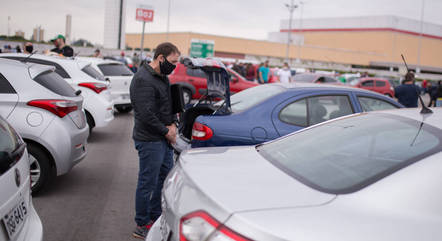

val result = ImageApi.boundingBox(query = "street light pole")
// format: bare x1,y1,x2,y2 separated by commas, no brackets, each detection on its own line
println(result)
285,0,298,63
296,1,305,64
166,0,171,41
416,0,425,73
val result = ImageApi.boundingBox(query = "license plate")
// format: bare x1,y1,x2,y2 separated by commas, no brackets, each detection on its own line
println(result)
2,198,28,239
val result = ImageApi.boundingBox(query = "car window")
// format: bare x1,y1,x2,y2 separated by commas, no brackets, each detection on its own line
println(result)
29,59,71,78
258,113,442,194
0,118,21,175
376,81,386,87
293,74,316,83
361,80,374,87
0,73,16,94
308,95,353,125
215,85,285,113
358,96,399,112
97,63,133,76
324,77,338,83
34,71,77,97
82,65,105,81
186,68,207,78
279,99,307,126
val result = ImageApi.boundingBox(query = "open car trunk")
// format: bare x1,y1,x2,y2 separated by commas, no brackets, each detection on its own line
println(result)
172,58,231,153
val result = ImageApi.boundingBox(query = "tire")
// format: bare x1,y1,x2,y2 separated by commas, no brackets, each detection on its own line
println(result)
28,143,55,195
182,88,192,105
85,111,94,134
116,106,133,113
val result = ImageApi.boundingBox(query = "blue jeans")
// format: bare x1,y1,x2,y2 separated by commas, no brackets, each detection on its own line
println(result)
134,140,173,226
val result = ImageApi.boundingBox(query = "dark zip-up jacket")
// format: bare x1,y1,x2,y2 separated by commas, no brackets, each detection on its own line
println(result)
130,63,176,142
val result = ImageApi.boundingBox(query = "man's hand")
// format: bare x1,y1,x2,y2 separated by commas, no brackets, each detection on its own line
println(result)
165,124,177,144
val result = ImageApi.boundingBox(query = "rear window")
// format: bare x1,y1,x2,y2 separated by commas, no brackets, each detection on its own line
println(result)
258,113,442,194
97,63,133,76
0,118,21,175
293,74,316,83
216,85,285,112
82,65,105,81
34,71,77,97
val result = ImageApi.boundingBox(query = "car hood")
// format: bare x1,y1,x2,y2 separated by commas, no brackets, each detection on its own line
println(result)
178,146,336,212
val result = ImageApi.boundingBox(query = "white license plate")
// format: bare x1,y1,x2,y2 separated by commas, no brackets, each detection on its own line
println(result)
2,198,28,239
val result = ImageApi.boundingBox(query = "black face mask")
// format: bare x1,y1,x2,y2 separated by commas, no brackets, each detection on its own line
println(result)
159,57,176,75
25,45,33,53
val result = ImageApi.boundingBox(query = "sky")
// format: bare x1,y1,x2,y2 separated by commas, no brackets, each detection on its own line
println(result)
1,0,441,45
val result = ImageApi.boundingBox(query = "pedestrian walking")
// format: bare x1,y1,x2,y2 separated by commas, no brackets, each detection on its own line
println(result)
50,34,74,57
130,42,180,239
278,62,292,84
258,60,270,84
394,71,420,108
132,52,141,72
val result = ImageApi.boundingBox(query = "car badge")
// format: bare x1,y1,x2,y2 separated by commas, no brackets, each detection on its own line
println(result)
15,168,21,187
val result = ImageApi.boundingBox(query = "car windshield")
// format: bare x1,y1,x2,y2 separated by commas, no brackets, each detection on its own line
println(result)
0,118,20,176
97,63,133,76
293,74,316,83
82,65,105,81
34,71,77,97
257,113,442,194
215,85,285,112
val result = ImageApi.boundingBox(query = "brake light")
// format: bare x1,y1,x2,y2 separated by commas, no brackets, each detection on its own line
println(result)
180,211,252,241
27,99,78,118
192,122,213,141
78,82,107,94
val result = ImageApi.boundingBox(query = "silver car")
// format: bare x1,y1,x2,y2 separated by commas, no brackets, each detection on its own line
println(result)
0,116,43,241
0,58,88,193
148,108,442,241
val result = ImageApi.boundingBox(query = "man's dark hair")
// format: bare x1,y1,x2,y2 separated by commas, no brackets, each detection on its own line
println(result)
153,42,180,60
405,71,415,83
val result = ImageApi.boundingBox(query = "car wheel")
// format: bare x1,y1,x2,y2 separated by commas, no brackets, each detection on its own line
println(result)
116,106,133,113
28,144,55,194
85,112,94,134
182,88,192,105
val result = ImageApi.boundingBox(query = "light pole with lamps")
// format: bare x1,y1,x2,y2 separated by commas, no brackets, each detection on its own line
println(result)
416,0,425,73
285,0,298,63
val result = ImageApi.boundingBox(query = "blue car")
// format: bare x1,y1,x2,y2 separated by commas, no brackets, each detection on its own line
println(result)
173,59,404,153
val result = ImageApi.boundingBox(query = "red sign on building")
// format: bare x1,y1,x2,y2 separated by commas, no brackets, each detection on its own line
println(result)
136,8,154,22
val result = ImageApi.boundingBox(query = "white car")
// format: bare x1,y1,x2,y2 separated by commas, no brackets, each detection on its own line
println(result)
0,116,43,241
78,57,133,113
0,58,88,193
0,53,114,133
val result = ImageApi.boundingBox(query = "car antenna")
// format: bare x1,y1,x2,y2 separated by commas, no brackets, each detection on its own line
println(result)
21,50,37,63
401,54,432,114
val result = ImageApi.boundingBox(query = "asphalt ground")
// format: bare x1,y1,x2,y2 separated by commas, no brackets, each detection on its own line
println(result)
33,112,139,241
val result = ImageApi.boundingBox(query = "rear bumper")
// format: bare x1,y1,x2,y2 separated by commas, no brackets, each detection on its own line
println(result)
171,134,191,154
38,117,89,176
84,92,114,128
111,92,131,106
16,202,43,241
146,218,162,241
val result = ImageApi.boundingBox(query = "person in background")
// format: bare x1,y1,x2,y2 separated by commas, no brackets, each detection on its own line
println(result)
50,34,74,57
92,49,101,58
278,62,292,84
427,82,437,107
394,71,420,108
130,42,180,239
258,60,270,84
15,45,21,53
422,79,428,93
23,42,34,54
436,81,442,107
132,52,141,72
245,63,256,82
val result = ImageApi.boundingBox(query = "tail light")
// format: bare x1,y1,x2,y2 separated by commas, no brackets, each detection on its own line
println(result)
27,99,78,118
192,122,213,141
180,211,252,241
78,82,107,94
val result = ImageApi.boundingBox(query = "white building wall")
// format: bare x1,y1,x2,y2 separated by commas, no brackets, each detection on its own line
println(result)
104,0,126,49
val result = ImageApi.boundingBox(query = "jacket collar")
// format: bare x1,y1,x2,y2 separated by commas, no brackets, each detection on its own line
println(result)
144,63,166,79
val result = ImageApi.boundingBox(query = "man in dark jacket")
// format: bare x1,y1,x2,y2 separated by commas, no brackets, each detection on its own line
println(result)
130,42,180,239
394,71,420,108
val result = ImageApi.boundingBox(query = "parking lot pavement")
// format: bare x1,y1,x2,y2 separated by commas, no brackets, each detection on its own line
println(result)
33,112,139,241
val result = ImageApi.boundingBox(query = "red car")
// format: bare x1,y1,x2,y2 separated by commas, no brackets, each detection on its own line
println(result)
350,77,395,97
169,63,257,103
293,73,341,84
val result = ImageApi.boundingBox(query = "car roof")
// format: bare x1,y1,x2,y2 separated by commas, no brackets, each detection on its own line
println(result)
373,108,442,129
359,77,389,81
76,56,122,65
0,57,55,78
274,82,378,94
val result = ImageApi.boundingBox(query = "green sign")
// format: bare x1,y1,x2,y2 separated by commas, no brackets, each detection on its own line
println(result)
190,39,215,58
